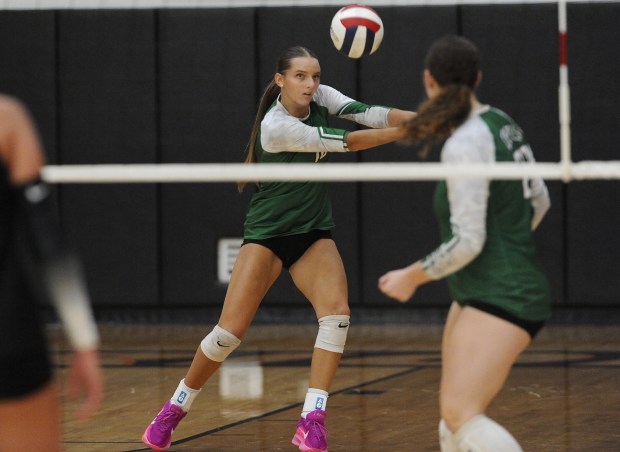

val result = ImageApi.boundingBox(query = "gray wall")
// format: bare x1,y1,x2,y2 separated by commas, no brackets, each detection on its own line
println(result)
0,3,618,309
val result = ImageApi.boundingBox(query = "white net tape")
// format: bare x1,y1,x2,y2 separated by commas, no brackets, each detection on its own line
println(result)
41,161,620,184
1,1,604,11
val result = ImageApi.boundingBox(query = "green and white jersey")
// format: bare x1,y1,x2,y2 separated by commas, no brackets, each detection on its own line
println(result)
244,84,391,239
422,105,552,321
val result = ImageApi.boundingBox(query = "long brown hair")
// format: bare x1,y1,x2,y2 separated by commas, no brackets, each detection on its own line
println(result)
237,46,319,192
404,35,480,158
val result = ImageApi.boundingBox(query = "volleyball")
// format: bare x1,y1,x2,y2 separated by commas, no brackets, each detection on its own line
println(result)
330,4,384,59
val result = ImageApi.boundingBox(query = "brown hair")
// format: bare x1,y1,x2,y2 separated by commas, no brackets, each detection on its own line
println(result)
404,35,480,158
237,46,319,192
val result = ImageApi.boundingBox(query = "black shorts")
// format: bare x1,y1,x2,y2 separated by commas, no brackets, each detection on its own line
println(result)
0,251,53,399
242,229,333,270
465,300,545,339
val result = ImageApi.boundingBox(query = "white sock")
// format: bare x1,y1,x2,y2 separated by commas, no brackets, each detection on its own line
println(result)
439,419,457,452
453,414,522,452
170,379,201,412
301,388,328,418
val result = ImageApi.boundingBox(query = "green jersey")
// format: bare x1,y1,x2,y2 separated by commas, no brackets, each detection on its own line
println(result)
422,106,552,321
244,84,391,239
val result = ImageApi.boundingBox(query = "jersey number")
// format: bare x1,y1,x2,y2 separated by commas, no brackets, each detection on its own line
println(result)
513,144,535,199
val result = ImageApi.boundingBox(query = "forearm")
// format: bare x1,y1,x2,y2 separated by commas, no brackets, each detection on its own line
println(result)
346,126,405,152
405,260,434,287
387,108,416,127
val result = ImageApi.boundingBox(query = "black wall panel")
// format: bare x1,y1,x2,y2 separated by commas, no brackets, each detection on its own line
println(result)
256,7,361,305
359,6,457,307
1,4,617,310
158,9,255,305
462,4,565,306
565,3,620,305
0,11,57,162
462,3,559,160
57,10,158,305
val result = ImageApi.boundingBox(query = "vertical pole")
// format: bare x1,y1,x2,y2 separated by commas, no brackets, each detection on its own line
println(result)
558,0,572,182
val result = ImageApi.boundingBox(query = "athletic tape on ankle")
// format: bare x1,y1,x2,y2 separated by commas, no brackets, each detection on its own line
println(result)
314,315,350,353
200,325,241,362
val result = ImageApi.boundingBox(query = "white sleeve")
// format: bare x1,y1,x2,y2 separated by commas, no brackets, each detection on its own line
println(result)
422,137,491,280
45,254,100,350
260,108,349,153
315,84,391,129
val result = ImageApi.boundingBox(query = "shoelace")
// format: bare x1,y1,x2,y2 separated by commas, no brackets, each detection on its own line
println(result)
307,420,329,442
155,409,182,432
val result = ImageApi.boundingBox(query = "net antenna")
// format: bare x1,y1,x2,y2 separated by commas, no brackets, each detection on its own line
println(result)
558,0,572,182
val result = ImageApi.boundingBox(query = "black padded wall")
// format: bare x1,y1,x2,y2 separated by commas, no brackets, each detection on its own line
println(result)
0,11,57,162
461,3,565,306
57,10,159,305
158,8,255,306
1,4,617,310
565,2,620,306
359,6,457,307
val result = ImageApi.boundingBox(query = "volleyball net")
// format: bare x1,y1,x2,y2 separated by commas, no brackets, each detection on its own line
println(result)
40,160,620,184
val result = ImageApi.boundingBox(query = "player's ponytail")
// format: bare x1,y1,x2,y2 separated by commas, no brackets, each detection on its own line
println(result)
238,80,280,192
402,35,480,158
403,84,472,158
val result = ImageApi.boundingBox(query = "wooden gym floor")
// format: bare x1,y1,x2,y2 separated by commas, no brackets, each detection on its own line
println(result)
51,317,620,451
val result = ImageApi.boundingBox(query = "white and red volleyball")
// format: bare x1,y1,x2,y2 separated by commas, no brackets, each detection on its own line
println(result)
330,4,384,59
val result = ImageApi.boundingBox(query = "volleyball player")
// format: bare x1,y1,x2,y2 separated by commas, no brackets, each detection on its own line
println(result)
0,94,103,451
378,35,551,451
142,46,415,452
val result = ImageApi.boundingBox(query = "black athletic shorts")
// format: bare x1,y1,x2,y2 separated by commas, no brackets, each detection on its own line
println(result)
465,300,545,339
0,252,53,399
242,229,333,270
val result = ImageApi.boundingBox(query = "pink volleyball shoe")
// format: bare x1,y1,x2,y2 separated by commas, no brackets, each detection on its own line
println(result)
292,409,329,452
142,401,187,451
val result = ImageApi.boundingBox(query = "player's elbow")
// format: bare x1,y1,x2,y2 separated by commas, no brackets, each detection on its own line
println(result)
461,231,485,262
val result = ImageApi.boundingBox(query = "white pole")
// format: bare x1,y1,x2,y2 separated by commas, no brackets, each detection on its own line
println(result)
558,0,572,182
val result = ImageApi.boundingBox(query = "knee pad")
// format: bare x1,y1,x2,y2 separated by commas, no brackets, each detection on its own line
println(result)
200,325,241,362
453,415,522,452
314,315,350,353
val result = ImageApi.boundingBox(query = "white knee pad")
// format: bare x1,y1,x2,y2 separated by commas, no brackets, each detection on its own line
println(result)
453,415,522,452
439,419,457,452
200,325,241,362
314,315,350,353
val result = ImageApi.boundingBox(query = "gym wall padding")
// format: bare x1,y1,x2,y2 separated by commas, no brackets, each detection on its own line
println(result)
0,3,618,310
157,8,256,306
564,2,620,306
0,11,57,163
56,10,159,305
